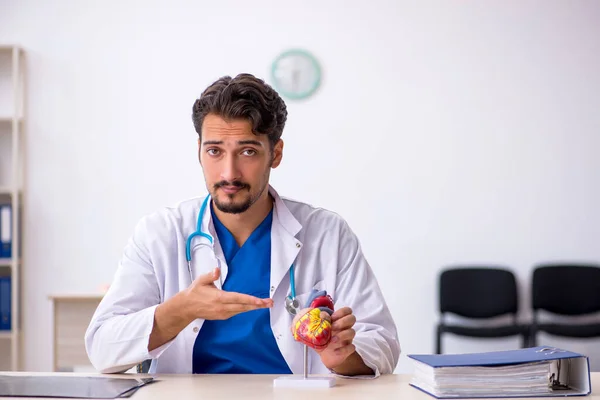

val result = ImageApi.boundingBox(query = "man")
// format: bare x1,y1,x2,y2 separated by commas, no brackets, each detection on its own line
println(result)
85,73,400,376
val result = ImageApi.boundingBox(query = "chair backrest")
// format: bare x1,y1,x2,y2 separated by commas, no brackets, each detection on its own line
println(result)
532,264,600,315
439,267,518,318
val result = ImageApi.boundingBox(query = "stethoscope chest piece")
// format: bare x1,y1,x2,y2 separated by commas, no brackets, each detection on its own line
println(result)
285,296,300,316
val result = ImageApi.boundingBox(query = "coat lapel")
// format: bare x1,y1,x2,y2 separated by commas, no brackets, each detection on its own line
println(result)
199,196,228,287
268,186,303,298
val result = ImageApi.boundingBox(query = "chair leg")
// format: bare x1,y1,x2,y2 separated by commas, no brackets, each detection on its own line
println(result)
530,313,538,348
522,330,529,348
529,326,537,347
436,325,442,354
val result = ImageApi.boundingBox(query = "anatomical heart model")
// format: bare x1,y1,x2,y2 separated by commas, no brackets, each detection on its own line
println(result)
274,289,337,388
292,289,335,350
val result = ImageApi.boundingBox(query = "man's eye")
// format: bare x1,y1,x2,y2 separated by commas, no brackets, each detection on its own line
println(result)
207,148,220,156
242,149,257,156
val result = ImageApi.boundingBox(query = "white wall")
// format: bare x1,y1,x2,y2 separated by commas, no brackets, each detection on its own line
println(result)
1,0,600,373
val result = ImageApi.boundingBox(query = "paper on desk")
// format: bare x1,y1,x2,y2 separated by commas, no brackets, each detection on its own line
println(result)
411,360,554,397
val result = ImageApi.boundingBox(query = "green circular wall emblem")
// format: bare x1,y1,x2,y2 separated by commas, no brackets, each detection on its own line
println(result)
271,49,322,100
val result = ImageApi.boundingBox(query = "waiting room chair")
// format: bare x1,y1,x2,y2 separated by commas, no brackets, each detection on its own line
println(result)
436,266,529,354
530,263,600,346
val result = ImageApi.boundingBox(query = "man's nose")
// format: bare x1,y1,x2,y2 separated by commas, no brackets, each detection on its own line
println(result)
220,154,241,182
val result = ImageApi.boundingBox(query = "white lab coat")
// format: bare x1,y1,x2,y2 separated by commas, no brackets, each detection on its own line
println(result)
85,186,400,376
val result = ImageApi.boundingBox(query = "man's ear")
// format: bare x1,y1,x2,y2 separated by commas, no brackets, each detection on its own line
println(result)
271,139,284,168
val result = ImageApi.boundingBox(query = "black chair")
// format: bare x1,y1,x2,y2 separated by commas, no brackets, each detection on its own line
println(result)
436,267,529,354
530,263,600,346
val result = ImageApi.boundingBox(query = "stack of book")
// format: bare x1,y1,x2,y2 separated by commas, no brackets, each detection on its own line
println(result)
408,346,591,398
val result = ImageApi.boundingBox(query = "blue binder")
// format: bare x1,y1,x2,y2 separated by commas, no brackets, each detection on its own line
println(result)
0,276,10,330
408,346,591,398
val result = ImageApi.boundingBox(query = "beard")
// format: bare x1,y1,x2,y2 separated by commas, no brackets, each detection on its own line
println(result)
208,154,274,214
212,179,267,214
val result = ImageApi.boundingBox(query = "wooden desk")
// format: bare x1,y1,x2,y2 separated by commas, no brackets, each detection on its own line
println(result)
48,295,103,372
0,372,597,400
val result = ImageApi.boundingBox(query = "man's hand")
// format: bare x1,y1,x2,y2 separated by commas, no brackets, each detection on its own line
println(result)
183,267,273,320
148,267,272,352
318,307,373,376
315,307,356,368
290,306,373,375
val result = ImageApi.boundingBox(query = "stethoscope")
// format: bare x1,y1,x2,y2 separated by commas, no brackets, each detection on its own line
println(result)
186,195,301,316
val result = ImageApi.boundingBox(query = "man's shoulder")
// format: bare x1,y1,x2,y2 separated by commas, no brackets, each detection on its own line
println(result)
280,195,348,229
137,196,205,230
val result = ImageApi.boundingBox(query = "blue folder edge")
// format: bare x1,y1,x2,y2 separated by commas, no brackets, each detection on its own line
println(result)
407,346,592,398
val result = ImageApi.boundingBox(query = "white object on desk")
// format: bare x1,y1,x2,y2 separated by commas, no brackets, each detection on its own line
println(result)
273,345,336,388
273,375,336,388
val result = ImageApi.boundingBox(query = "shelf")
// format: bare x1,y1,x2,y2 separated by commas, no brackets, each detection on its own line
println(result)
0,117,23,124
0,258,19,267
0,187,21,196
0,43,23,372
0,331,13,339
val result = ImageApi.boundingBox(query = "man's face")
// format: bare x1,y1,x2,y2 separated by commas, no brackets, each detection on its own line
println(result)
199,113,283,214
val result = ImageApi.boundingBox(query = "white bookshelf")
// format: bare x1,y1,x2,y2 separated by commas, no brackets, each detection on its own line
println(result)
0,44,25,372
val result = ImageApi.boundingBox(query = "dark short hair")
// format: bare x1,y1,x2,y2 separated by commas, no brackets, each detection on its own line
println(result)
192,73,288,149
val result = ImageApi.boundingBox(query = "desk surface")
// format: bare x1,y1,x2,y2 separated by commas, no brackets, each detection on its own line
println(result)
0,372,598,400
48,294,104,301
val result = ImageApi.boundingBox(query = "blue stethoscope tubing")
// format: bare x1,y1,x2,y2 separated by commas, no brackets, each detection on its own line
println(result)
185,195,297,307
186,196,214,261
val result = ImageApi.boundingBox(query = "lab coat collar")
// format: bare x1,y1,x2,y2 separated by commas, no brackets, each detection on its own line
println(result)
267,185,302,237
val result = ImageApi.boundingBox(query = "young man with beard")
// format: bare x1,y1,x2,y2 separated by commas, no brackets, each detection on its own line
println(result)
85,73,400,377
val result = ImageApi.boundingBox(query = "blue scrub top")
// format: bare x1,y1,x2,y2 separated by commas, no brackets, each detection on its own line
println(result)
192,205,292,374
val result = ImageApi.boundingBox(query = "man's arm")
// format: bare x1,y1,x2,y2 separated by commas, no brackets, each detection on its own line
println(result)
332,351,374,376
148,290,195,352
148,267,272,351
85,216,273,373
328,218,401,377
85,216,167,374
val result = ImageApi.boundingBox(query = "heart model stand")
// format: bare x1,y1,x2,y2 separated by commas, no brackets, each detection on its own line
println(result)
273,290,337,388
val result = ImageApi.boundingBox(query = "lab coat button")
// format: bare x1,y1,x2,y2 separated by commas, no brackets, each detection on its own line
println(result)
270,286,275,292
193,327,199,333
296,243,301,248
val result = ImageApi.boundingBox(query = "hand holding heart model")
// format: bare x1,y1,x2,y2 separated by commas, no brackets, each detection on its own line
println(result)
291,289,335,350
